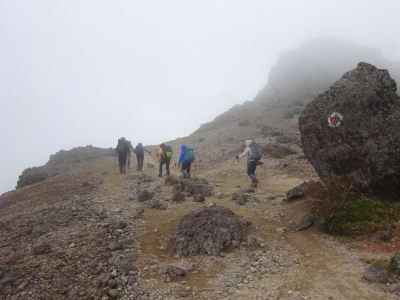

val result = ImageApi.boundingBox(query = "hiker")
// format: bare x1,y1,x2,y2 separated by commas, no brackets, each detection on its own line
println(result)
116,137,131,174
236,139,262,187
178,144,195,178
134,143,145,171
126,140,134,169
158,143,173,177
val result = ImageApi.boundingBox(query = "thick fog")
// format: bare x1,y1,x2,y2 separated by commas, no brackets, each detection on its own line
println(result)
1,0,400,193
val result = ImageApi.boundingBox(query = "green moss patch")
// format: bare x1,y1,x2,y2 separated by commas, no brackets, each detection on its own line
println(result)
323,196,400,236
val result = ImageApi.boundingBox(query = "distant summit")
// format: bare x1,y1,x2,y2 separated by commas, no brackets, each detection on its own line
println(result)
256,37,400,104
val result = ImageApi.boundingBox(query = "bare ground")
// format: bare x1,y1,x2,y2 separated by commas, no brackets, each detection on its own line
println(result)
1,154,398,299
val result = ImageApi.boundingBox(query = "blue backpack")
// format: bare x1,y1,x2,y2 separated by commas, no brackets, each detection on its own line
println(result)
184,148,195,163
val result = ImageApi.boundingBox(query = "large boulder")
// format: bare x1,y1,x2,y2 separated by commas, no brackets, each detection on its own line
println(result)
173,206,248,256
299,62,400,198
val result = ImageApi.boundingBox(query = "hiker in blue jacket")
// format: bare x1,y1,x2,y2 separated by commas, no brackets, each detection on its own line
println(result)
178,144,195,178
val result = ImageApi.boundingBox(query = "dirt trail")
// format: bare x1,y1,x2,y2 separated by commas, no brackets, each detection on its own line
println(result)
94,155,395,300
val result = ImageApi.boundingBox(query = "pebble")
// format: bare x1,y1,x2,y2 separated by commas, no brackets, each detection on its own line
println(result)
107,289,120,299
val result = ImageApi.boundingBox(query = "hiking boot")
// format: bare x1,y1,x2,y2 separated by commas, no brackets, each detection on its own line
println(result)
251,179,258,188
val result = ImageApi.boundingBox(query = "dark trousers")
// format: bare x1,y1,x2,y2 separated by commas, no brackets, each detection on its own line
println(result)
159,159,171,176
136,153,144,171
181,161,192,178
118,154,128,174
247,160,257,182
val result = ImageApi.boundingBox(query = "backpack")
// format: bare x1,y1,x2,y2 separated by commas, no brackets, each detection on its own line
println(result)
135,144,144,155
249,142,262,161
117,140,130,155
184,148,195,163
165,145,173,160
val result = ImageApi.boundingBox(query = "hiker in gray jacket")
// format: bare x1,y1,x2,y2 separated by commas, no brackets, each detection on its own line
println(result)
236,139,262,187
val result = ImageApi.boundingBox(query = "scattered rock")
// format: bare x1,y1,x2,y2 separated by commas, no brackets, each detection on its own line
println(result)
215,192,225,199
174,206,248,256
97,274,110,287
295,215,315,231
174,177,213,197
133,208,145,219
176,286,193,298
286,183,305,201
137,190,154,202
193,194,206,203
232,189,255,205
363,265,390,283
160,265,187,282
388,284,400,295
172,191,186,202
246,235,264,250
241,188,255,193
113,221,128,230
107,289,120,299
109,242,123,251
299,62,400,198
32,242,52,255
0,272,17,288
165,175,179,186
107,279,118,289
146,199,167,210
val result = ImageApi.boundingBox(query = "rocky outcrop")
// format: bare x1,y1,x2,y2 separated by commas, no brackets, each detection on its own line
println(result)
16,167,49,189
299,62,400,198
173,206,249,256
17,146,114,189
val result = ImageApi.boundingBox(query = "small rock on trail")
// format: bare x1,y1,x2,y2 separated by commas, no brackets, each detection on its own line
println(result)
137,189,154,202
286,183,305,201
232,188,256,206
160,265,188,282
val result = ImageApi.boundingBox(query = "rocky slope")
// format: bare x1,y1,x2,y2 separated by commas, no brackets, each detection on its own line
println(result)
2,146,399,299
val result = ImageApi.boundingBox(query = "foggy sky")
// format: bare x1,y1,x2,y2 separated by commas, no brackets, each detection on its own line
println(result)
1,0,400,193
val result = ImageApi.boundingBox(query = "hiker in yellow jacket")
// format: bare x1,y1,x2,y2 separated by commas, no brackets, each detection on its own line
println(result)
157,143,173,177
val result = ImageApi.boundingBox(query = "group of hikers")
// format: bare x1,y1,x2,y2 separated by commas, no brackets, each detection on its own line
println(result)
115,137,263,187
115,138,196,179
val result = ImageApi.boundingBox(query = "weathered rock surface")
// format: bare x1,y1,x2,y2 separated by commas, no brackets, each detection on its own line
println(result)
174,206,248,256
286,183,305,201
299,62,400,198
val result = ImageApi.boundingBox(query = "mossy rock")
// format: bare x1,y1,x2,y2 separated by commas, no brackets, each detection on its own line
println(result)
324,197,400,236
